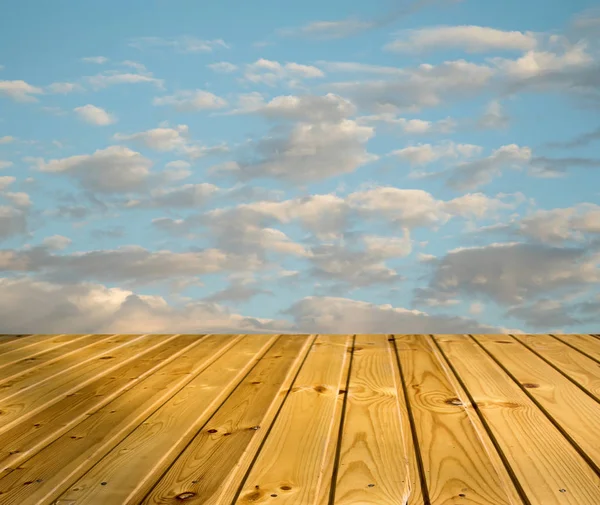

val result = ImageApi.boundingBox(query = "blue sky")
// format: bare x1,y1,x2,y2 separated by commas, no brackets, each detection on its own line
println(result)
0,0,599,334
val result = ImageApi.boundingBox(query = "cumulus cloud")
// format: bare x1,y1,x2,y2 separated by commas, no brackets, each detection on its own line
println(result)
30,146,153,193
230,93,356,122
217,119,377,183
0,245,262,287
47,82,83,94
385,26,538,53
125,183,219,208
0,160,13,170
0,136,15,145
285,296,503,333
87,71,164,89
357,113,456,134
0,80,44,102
114,124,227,159
329,59,495,113
444,144,532,190
0,206,27,241
243,59,324,86
208,62,238,73
42,235,72,250
82,56,109,64
390,141,482,166
74,104,116,125
129,36,229,53
416,242,600,306
546,126,600,149
0,277,289,334
153,89,228,111
478,100,510,129
515,204,600,244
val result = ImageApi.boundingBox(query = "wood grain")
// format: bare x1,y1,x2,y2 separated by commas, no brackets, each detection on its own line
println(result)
473,334,600,471
234,334,352,505
513,334,600,401
437,334,600,505
552,334,600,362
0,334,208,475
54,334,278,505
0,334,242,505
332,334,412,505
397,335,520,505
141,334,314,505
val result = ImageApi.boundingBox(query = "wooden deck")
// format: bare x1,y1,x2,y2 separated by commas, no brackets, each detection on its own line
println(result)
0,334,599,504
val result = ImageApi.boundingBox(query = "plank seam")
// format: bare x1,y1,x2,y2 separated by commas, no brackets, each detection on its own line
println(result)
510,334,600,405
34,335,247,505
430,335,531,505
392,335,431,505
469,335,600,478
549,334,600,365
139,334,285,504
0,335,214,475
327,334,356,505
228,334,319,505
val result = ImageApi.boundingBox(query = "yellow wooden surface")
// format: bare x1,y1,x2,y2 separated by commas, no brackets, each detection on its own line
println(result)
0,333,598,505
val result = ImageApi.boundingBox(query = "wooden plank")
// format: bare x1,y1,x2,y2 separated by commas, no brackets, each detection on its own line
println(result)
141,334,314,505
0,335,31,347
552,334,600,362
0,334,168,433
232,334,352,505
315,335,353,505
473,334,600,472
54,334,278,505
0,334,84,360
389,335,426,505
514,334,600,401
0,334,210,475
331,334,413,505
396,335,521,505
0,334,116,384
0,334,243,505
435,334,600,505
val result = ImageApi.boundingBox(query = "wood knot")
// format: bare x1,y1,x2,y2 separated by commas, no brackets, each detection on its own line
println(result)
314,385,327,393
176,491,197,500
445,398,462,406
522,383,539,389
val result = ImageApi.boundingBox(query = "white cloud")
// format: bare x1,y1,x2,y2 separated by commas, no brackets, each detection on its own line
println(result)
279,18,374,39
445,144,532,190
330,59,495,113
0,80,44,102
87,71,164,89
386,26,538,53
0,136,15,144
129,36,229,53
357,113,456,134
285,296,502,333
390,141,482,166
478,100,509,129
208,62,238,73
42,235,72,250
126,183,219,208
2,192,31,208
516,204,600,243
121,60,146,72
82,56,109,64
32,145,153,193
74,104,116,125
0,176,15,190
0,160,13,170
114,124,227,159
0,205,27,240
163,160,192,181
417,242,600,305
0,277,289,334
47,82,83,94
244,59,324,86
231,93,356,122
153,89,228,111
220,119,376,183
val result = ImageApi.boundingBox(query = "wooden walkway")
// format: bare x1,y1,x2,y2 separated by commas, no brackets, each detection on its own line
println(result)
0,334,599,504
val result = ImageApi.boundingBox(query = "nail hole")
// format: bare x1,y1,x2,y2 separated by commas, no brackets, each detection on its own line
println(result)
101,482,107,486
559,489,566,493
522,383,539,389
207,429,218,433
281,485,291,491
271,494,277,497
